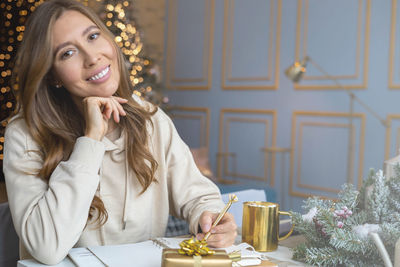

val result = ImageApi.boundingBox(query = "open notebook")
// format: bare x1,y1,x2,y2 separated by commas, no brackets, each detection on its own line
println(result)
69,238,183,267
68,237,262,267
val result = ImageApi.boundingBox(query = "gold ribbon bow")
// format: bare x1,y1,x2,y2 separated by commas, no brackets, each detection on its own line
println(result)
178,237,215,256
178,194,239,257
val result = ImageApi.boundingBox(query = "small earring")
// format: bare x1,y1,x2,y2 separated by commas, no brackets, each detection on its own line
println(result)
55,83,62,88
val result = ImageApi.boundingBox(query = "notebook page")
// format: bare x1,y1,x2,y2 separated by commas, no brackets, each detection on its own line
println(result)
88,240,162,267
87,238,187,267
68,247,105,267
84,237,253,267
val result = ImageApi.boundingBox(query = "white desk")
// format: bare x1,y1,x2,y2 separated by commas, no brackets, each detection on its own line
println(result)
18,247,305,267
18,258,75,267
18,236,307,267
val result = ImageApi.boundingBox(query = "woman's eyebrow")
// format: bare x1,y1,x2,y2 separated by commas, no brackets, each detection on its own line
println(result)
53,25,99,56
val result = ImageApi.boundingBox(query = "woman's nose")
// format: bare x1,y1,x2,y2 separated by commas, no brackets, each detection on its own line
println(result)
83,48,100,68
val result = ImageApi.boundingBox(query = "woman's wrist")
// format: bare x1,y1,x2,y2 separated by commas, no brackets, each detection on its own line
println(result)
84,131,103,141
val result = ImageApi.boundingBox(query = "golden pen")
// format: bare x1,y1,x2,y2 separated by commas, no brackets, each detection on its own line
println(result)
203,194,238,241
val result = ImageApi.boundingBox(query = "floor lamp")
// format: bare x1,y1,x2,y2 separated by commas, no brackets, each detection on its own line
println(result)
284,56,390,183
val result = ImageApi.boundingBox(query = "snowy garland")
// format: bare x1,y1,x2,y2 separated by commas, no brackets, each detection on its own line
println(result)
292,167,400,267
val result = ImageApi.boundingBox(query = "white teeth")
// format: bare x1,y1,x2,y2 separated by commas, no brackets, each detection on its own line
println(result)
88,66,109,81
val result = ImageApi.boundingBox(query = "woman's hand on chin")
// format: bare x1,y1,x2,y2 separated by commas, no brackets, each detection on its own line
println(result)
83,96,128,141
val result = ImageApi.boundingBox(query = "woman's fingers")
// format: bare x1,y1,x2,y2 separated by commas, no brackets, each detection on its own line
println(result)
206,213,237,247
114,96,129,104
115,98,127,116
97,96,127,122
83,96,128,140
102,100,113,119
113,96,128,118
109,97,127,123
110,100,120,123
209,214,237,234
196,212,237,248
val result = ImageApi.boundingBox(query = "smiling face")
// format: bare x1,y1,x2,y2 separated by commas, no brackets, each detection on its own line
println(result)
51,10,120,102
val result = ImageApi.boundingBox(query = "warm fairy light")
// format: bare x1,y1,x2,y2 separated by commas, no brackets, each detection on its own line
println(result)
0,0,45,164
106,4,114,11
102,0,146,91
115,36,122,42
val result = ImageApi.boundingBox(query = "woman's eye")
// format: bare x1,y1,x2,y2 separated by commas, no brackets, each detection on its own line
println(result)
88,32,100,41
61,50,73,60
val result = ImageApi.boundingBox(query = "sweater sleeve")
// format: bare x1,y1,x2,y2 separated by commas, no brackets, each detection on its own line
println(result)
3,119,105,265
156,110,225,234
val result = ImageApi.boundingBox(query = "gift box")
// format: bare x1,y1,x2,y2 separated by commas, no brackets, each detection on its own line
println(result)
161,248,232,267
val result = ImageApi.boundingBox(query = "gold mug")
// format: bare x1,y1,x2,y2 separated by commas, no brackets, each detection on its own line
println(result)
242,201,294,252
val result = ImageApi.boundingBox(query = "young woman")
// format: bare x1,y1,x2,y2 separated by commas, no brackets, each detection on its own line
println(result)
3,0,236,264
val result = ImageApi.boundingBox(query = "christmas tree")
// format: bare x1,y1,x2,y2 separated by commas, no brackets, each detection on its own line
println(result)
98,0,168,107
0,0,45,181
292,167,400,266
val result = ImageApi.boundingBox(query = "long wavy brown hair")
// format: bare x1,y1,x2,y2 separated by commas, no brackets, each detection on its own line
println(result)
11,0,158,225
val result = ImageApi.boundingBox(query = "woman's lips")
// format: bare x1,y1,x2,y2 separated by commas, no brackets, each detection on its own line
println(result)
87,65,110,82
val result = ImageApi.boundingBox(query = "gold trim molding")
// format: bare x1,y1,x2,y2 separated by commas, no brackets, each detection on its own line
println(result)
217,108,277,185
389,0,400,89
167,106,210,148
296,122,353,194
224,117,269,181
289,111,366,199
294,0,370,90
166,0,214,90
384,114,400,160
221,0,282,90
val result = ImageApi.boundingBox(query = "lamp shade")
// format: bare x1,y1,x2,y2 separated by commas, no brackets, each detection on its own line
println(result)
284,56,309,83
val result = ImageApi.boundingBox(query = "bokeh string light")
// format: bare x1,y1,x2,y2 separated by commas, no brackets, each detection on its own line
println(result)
0,0,44,172
102,0,146,87
101,1,168,106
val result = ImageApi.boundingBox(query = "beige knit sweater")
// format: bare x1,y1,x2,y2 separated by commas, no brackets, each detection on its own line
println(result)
3,107,224,265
